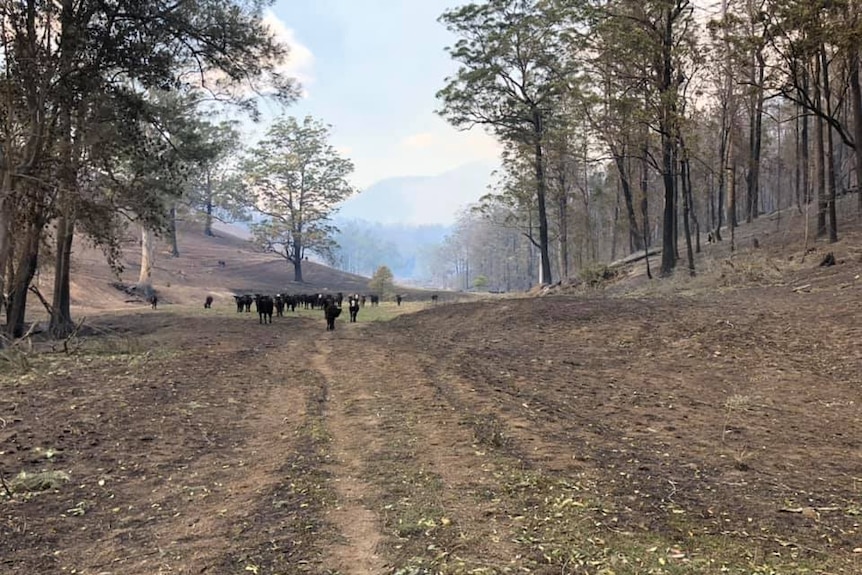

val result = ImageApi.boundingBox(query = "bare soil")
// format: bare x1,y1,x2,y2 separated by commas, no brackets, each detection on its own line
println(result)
2,213,861,574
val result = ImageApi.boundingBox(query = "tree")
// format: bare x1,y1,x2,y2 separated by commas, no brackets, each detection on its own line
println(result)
368,266,395,298
0,0,299,339
245,116,356,282
437,0,578,285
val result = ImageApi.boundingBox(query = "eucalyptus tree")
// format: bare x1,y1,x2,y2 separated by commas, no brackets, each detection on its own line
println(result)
0,0,298,339
437,0,582,285
244,115,356,282
765,0,853,241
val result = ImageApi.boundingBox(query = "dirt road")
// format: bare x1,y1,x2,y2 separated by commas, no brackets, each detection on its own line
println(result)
2,282,861,574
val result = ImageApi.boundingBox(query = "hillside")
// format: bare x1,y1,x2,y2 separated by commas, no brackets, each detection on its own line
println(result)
59,222,419,315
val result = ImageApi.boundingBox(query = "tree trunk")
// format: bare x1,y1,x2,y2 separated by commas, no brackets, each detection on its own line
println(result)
6,224,41,339
557,182,569,280
681,152,696,276
853,41,862,216
746,50,765,223
138,226,155,290
813,56,828,238
641,140,652,280
292,240,304,282
728,165,737,251
0,171,12,318
613,153,644,253
533,114,552,285
659,7,677,277
204,164,215,237
49,214,75,337
820,42,838,242
168,203,180,257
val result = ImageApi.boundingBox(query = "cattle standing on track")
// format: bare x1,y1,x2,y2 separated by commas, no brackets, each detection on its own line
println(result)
234,294,253,312
348,294,360,323
204,295,213,309
323,296,342,331
254,295,274,324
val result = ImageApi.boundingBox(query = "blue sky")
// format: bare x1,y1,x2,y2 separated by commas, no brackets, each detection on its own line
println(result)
255,0,502,190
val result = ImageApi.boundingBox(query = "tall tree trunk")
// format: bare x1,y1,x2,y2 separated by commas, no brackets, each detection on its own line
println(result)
852,34,862,216
659,7,677,276
746,50,766,223
813,54,828,238
613,153,644,253
533,112,552,285
641,139,653,280
138,226,155,291
728,165,737,251
204,164,215,236
0,171,12,318
820,42,838,242
680,150,695,276
557,178,569,279
168,203,180,257
6,223,41,339
49,214,75,337
292,240,303,282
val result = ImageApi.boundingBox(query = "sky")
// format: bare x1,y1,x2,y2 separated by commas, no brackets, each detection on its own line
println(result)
252,0,503,191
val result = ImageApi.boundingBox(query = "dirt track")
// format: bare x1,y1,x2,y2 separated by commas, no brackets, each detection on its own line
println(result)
1,274,861,573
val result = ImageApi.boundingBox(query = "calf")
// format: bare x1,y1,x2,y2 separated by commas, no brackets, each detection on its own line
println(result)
204,295,213,309
348,294,360,323
323,297,342,331
254,294,274,324
274,294,285,317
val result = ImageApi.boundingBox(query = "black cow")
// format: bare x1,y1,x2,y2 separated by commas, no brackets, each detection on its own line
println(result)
431,294,439,304
369,294,379,306
148,294,158,309
274,294,285,317
323,297,342,331
395,294,403,306
204,295,213,309
234,294,253,312
348,294,360,323
254,295,274,324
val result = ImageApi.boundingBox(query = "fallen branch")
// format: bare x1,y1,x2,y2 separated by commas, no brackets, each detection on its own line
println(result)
778,506,841,514
28,285,53,316
792,284,811,293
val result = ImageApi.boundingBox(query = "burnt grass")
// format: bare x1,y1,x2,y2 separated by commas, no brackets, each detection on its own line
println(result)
1,255,861,574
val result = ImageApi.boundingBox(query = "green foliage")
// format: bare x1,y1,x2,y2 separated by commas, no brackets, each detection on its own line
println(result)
472,275,489,290
368,266,395,297
244,116,356,278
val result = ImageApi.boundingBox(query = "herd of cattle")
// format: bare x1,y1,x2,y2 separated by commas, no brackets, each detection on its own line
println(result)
228,292,392,329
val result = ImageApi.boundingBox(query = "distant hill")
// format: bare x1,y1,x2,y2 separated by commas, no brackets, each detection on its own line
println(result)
336,161,497,225
61,222,435,314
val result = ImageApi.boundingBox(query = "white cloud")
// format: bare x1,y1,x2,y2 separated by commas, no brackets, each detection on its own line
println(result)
262,10,315,88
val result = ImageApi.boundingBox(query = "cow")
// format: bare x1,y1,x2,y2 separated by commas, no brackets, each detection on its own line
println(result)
148,294,158,309
395,294,403,306
348,294,360,323
274,294,285,317
323,296,342,331
431,294,439,304
234,294,253,312
204,295,213,309
369,294,379,306
360,295,366,307
254,295,274,324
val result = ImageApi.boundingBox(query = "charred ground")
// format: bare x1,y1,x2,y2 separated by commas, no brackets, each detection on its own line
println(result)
1,209,861,574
